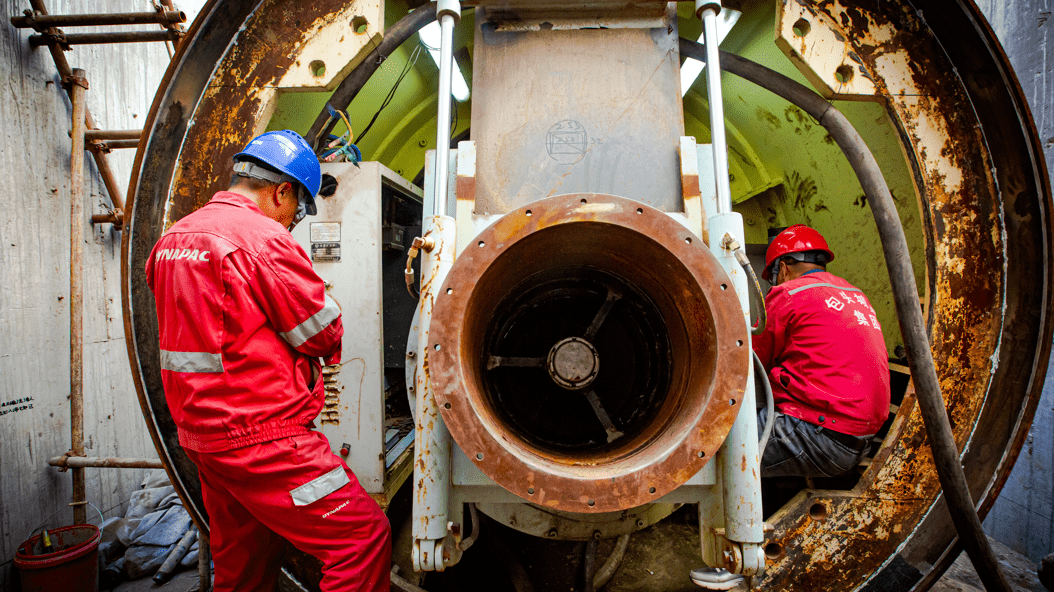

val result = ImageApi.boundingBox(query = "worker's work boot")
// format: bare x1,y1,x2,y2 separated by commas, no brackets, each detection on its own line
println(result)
689,566,745,590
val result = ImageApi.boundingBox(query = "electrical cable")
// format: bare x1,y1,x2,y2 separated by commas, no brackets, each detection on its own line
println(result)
307,3,438,146
355,44,423,145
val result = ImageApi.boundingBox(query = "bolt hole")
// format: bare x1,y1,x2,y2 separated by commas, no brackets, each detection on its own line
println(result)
444,402,451,409
648,487,656,494
765,542,783,559
587,499,595,507
835,64,854,84
721,284,728,290
434,344,441,351
730,398,738,406
792,18,811,37
476,453,484,460
526,210,532,217
685,237,692,244
737,340,743,347
809,502,828,521
698,451,706,458
636,208,643,214
478,240,485,247
309,60,326,78
446,288,453,295
352,15,369,34
527,487,535,495
580,198,588,204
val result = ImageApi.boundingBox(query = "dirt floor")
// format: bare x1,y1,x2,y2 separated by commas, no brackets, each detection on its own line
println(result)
108,534,1047,592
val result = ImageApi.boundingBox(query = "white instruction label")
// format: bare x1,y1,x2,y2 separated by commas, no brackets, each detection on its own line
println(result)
310,222,341,243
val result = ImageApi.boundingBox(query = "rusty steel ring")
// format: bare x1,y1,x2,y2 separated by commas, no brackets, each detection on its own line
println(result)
428,193,750,513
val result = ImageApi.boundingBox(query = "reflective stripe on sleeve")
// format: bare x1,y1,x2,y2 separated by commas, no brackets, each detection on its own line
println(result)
160,350,224,373
290,466,350,506
279,295,340,347
787,283,863,296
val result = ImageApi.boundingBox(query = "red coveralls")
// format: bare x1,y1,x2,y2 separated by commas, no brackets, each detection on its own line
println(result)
146,191,391,592
752,270,890,437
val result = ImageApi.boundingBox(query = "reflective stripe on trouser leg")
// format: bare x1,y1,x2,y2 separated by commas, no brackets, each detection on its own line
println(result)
187,432,392,592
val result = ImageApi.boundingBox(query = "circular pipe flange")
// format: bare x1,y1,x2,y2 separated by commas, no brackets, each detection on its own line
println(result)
429,193,749,513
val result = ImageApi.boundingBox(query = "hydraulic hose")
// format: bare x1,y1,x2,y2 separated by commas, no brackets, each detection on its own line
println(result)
754,351,774,453
679,38,1012,592
307,4,438,147
592,534,631,590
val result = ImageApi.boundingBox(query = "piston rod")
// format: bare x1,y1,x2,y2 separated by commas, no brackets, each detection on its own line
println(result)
431,0,461,218
697,1,733,214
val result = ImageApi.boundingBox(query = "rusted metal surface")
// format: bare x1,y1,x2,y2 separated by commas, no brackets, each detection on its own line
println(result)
30,30,182,47
48,455,164,470
84,129,141,141
413,214,457,559
88,139,139,151
744,1,1054,590
69,67,87,527
429,193,749,513
12,11,186,29
121,0,1054,589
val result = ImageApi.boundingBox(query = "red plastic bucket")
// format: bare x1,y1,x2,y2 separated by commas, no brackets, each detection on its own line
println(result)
14,524,101,592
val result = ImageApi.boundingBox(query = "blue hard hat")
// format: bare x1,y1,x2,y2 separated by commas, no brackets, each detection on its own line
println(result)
233,130,321,198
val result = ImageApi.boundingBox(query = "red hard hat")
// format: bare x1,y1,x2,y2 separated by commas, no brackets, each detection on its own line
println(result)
762,224,835,281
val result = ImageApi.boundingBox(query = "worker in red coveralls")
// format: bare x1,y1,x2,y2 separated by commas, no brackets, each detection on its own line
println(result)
752,224,890,477
146,130,391,591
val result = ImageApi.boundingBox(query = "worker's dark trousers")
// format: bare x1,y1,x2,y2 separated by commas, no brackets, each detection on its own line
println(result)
187,431,391,592
757,408,870,478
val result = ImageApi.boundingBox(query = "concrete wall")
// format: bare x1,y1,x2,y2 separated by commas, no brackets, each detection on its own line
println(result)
976,0,1054,563
0,1,200,587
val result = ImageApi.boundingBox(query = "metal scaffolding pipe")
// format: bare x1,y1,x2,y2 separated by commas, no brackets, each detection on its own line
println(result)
30,30,180,46
84,129,141,141
90,211,124,226
12,10,185,29
88,139,139,151
69,68,87,527
86,141,127,213
49,455,164,469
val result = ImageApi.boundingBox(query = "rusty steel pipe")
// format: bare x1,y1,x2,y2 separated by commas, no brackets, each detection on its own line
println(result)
49,455,164,470
86,145,127,213
678,39,1014,592
84,129,141,141
91,211,124,227
89,139,140,151
12,10,186,29
30,30,181,47
28,0,71,81
28,0,128,215
430,194,748,513
69,68,87,527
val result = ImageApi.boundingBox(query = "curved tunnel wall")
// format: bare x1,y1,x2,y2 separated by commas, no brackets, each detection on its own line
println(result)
122,0,1053,589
